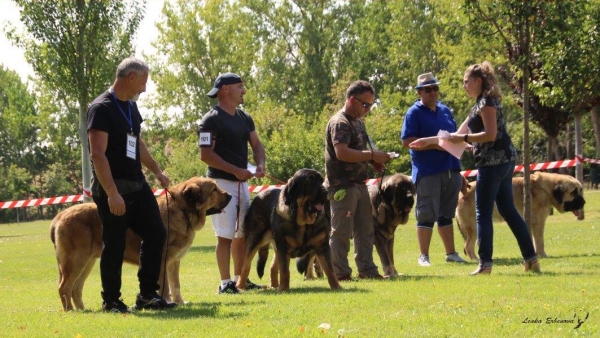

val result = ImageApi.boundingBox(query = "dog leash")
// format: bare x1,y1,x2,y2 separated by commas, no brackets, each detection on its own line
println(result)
378,167,386,192
265,173,287,185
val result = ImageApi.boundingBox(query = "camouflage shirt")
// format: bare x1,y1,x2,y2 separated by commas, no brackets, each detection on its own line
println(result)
324,109,370,192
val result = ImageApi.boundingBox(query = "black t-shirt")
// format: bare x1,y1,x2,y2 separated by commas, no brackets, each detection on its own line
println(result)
198,106,255,181
86,90,144,181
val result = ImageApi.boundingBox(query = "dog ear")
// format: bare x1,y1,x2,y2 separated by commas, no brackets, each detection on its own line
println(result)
379,178,394,203
184,184,205,207
283,183,293,205
552,183,565,205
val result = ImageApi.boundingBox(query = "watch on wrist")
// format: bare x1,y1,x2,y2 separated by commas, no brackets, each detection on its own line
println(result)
464,134,469,142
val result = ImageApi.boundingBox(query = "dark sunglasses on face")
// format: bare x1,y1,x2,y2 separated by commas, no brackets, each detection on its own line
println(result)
421,86,439,93
354,96,374,108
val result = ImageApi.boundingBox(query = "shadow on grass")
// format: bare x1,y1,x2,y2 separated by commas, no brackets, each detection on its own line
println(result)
131,301,228,319
253,286,370,295
187,245,215,254
542,252,600,259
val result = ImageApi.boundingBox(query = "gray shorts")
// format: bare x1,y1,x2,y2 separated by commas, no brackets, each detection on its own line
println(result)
415,170,462,224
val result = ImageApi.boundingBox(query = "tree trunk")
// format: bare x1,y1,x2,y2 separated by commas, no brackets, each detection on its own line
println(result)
522,18,531,226
79,105,92,202
566,123,573,159
574,111,583,183
591,106,600,158
546,136,553,162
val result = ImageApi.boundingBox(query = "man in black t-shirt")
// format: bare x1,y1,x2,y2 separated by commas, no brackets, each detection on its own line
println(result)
198,72,266,294
87,57,176,312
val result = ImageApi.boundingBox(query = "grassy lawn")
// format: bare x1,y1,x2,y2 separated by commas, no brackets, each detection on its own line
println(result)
0,190,598,337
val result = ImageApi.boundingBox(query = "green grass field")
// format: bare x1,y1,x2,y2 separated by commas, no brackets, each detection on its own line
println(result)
0,190,598,337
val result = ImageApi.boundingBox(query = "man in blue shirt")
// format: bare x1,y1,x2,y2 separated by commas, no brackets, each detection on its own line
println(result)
401,72,466,267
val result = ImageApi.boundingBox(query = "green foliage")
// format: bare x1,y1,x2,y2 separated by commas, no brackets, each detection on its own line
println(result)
147,0,258,128
0,66,39,170
3,0,600,210
10,0,146,197
11,0,144,105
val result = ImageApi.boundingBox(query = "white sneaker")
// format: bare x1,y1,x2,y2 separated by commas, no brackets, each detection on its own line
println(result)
445,252,467,263
418,255,431,266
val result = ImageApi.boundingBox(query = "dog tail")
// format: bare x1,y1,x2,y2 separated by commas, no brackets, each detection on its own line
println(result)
256,245,269,279
296,254,310,275
50,220,57,248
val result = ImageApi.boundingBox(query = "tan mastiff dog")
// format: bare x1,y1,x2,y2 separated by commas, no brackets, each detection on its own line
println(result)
456,172,585,260
51,177,231,311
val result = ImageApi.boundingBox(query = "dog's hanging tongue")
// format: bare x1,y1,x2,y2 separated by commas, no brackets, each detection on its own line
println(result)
315,203,324,211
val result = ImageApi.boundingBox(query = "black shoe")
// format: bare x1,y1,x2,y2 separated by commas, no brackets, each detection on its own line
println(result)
102,299,131,313
133,293,177,310
337,274,357,282
357,273,388,280
246,279,266,290
218,281,240,294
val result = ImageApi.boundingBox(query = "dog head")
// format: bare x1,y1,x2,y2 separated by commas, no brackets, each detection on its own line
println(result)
374,174,415,226
536,172,585,220
282,168,327,226
552,174,585,220
176,177,232,215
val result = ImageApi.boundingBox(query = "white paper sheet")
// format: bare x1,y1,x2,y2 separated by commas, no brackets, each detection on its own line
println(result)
437,130,467,159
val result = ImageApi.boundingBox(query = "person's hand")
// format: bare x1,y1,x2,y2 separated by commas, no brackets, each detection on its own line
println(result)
372,150,391,164
156,172,170,189
466,144,474,152
373,161,386,173
409,137,438,150
254,164,266,178
107,192,126,216
235,168,254,181
449,133,466,144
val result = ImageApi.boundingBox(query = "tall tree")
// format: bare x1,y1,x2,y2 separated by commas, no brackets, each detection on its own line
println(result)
241,0,352,115
8,0,145,197
147,0,258,129
0,66,39,172
464,0,548,225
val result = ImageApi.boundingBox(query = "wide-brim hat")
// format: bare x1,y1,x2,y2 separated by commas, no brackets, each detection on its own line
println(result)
207,72,243,98
415,72,441,89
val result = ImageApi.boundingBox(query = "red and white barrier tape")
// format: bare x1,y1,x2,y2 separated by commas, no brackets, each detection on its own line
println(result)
460,156,583,178
1,156,596,209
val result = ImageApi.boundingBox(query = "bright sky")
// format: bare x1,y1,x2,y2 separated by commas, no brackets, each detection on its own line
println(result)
0,0,165,105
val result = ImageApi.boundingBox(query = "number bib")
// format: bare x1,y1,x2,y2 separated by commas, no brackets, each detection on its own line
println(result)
126,134,137,160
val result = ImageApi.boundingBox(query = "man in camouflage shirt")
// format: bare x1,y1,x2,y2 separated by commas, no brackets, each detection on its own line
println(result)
324,80,391,280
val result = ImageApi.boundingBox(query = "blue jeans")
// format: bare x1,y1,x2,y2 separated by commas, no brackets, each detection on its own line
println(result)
475,162,537,265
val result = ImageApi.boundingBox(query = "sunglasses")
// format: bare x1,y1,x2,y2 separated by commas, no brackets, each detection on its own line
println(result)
420,86,439,93
354,96,374,108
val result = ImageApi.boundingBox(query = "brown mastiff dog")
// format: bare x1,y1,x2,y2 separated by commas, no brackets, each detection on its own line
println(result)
456,172,585,260
369,173,415,277
237,169,341,292
50,177,231,311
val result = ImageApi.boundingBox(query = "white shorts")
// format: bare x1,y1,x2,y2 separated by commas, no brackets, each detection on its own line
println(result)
210,178,250,239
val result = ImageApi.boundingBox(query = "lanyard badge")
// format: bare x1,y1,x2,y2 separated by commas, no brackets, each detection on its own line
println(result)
110,90,136,160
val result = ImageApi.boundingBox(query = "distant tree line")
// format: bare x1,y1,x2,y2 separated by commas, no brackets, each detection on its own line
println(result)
1,0,599,222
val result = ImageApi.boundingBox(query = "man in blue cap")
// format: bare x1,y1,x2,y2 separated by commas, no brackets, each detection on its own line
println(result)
401,72,466,267
198,72,267,293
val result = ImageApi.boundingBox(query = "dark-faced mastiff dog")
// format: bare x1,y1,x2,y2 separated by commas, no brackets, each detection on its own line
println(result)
50,177,231,311
456,172,585,260
369,173,415,277
237,169,341,292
